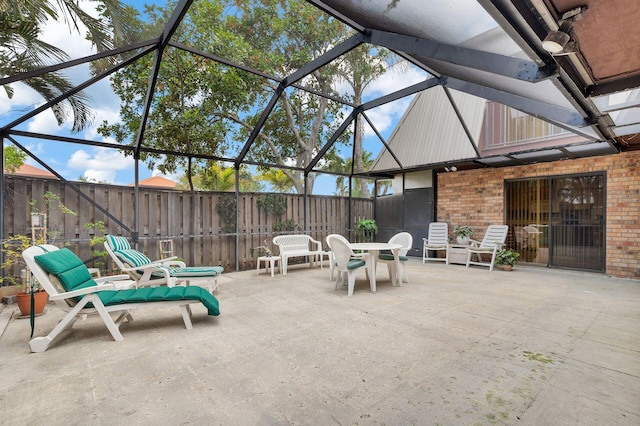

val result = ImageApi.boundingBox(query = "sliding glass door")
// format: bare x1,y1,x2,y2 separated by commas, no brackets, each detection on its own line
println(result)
505,173,605,272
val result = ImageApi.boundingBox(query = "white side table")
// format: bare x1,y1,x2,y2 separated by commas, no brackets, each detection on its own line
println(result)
256,255,281,277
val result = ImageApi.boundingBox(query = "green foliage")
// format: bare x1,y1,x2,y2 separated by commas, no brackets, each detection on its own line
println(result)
97,0,390,194
257,194,287,219
496,249,520,266
356,219,377,242
453,225,473,238
182,162,262,192
216,194,237,233
3,145,26,172
257,194,297,231
0,235,31,287
84,221,108,273
1,0,136,131
273,219,298,232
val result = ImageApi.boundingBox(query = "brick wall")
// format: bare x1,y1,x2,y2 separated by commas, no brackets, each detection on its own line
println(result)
438,150,640,280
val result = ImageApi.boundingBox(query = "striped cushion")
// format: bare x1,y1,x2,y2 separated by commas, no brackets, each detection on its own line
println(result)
106,235,130,251
114,249,152,267
168,266,224,277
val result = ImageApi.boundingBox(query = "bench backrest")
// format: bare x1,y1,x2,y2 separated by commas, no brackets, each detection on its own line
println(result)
273,235,315,253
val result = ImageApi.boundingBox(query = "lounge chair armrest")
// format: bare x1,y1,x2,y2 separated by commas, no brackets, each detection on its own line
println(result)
468,238,482,246
154,255,178,263
94,275,130,284
159,260,186,268
48,283,118,300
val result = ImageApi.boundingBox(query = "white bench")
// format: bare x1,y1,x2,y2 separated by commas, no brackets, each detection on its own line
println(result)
272,235,323,275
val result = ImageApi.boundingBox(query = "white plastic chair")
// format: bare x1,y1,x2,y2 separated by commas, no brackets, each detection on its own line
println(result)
325,234,369,282
465,225,509,271
378,232,413,283
423,222,449,264
326,235,369,296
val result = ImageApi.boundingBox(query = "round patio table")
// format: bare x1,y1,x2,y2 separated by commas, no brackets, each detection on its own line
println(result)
348,242,402,293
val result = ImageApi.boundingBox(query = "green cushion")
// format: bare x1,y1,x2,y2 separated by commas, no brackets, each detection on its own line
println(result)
96,286,220,316
106,235,130,251
115,249,152,267
347,259,366,270
168,266,224,277
379,253,409,261
34,248,96,292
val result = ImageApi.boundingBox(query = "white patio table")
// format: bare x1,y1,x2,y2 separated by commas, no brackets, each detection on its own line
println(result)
348,242,402,293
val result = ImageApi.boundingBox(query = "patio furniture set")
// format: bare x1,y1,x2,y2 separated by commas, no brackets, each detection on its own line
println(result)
423,223,509,272
18,225,507,352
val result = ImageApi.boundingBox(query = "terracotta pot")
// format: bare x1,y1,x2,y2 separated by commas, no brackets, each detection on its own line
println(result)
16,291,48,316
502,265,513,271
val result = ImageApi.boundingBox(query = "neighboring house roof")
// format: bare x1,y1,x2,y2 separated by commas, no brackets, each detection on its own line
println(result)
6,164,58,179
131,176,178,189
371,87,485,173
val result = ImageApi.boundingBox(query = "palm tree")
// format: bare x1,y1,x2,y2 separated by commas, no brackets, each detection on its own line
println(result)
257,168,295,193
1,0,134,132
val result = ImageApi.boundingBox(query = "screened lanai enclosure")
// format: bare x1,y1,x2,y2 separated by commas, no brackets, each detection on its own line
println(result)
2,0,640,273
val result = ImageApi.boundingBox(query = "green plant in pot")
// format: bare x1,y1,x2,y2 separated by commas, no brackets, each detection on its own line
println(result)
356,219,378,242
496,248,520,271
453,225,473,244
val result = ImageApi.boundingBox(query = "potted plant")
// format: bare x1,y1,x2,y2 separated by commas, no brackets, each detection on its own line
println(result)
356,219,378,242
453,225,473,245
251,239,273,257
16,273,48,317
496,248,520,271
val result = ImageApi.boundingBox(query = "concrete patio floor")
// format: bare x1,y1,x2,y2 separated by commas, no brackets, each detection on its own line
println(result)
0,259,638,425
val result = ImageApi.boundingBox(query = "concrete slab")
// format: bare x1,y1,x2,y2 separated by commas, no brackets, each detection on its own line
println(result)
0,261,638,425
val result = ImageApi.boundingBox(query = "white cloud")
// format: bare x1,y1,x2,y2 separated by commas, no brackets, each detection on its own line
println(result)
67,148,134,184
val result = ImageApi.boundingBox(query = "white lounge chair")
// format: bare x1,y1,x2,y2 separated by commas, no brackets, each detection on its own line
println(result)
423,222,449,264
105,235,223,293
22,245,220,352
465,225,509,271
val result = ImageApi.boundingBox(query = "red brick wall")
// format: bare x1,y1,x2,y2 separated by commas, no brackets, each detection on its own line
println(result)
438,150,640,280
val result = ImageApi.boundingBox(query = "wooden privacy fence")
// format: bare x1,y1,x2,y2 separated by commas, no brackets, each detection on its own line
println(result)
2,176,373,276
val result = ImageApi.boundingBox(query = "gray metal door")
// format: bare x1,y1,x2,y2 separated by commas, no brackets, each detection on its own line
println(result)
376,188,433,257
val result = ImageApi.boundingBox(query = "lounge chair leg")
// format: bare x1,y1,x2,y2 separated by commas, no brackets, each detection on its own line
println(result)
29,296,105,352
180,305,193,329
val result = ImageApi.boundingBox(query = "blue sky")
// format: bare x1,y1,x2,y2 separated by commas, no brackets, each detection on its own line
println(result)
0,1,431,194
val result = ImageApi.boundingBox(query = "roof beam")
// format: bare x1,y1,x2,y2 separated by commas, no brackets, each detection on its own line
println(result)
7,136,132,232
236,34,366,166
283,33,366,86
161,0,194,47
367,29,553,83
445,77,588,128
2,47,154,132
305,109,359,174
361,77,443,111
0,39,159,86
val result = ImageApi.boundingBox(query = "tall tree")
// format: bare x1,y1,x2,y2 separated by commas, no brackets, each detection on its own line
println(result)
333,45,402,197
1,0,137,132
98,0,394,194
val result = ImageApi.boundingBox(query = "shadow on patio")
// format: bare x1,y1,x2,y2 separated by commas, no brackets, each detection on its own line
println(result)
1,260,638,425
